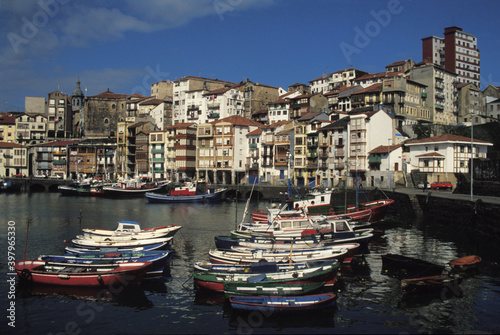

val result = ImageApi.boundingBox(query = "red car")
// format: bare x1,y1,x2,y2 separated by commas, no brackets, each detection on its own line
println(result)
430,181,453,190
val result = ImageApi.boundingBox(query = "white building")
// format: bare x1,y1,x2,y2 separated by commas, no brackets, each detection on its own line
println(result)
405,134,492,175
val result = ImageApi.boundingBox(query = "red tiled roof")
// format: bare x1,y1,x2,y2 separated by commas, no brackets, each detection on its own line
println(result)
0,113,18,125
168,122,196,129
356,72,386,81
406,134,492,145
351,83,383,95
35,140,81,147
212,115,263,127
139,99,163,106
369,144,401,154
0,142,25,148
247,128,262,136
90,90,129,99
416,152,445,158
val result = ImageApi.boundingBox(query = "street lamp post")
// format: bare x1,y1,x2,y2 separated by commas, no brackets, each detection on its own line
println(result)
387,138,391,189
471,114,474,201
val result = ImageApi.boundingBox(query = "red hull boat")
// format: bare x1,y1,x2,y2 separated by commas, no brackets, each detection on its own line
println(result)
15,260,151,286
252,199,394,224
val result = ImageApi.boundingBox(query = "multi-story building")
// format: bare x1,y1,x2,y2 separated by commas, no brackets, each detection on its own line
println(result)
457,83,484,125
234,79,280,120
354,72,386,88
149,130,168,180
348,109,394,188
258,121,291,184
289,93,328,120
116,121,156,178
15,113,47,145
422,26,480,88
381,74,431,132
203,85,245,123
84,89,129,138
196,115,262,185
310,68,370,94
486,98,500,122
350,83,382,110
172,76,234,124
32,140,80,178
409,62,458,125
136,131,150,178
167,122,197,181
246,127,262,184
67,139,116,180
317,117,350,187
405,134,492,175
0,142,28,177
0,113,19,143
24,97,45,114
151,80,173,100
47,91,72,139
325,86,364,113
274,127,294,182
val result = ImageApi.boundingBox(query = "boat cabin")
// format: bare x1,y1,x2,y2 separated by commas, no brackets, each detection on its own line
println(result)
115,221,142,233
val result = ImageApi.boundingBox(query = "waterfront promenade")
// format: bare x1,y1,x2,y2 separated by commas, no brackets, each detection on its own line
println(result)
392,187,500,205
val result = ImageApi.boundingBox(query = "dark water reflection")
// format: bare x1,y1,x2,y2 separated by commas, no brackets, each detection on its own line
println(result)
1,193,499,334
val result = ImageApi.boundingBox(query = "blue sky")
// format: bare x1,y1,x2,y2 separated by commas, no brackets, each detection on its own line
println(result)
1,0,499,112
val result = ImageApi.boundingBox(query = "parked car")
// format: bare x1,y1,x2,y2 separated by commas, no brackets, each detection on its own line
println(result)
34,173,47,178
13,174,25,178
417,181,430,189
430,181,453,190
49,175,62,179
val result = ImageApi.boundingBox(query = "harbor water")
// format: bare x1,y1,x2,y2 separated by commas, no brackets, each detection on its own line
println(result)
1,192,500,334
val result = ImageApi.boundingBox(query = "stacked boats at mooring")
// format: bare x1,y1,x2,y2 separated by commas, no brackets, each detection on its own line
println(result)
193,210,378,312
15,221,181,287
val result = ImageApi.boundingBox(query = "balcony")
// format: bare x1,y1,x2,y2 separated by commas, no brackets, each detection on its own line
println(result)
249,143,258,148
151,157,164,162
421,92,427,98
208,113,220,118
52,160,67,165
319,141,328,147
306,162,317,169
151,148,164,154
152,167,164,172
207,103,220,109
435,104,445,110
368,156,381,163
334,163,344,170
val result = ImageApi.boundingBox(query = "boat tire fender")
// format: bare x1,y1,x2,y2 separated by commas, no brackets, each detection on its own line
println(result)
20,269,33,282
104,238,111,242
97,274,104,286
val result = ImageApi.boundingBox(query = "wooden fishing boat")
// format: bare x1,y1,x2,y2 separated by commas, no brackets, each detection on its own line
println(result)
65,242,169,254
448,255,482,271
14,260,152,286
39,250,174,277
229,293,337,313
223,280,325,297
208,245,348,265
381,254,445,279
145,181,226,203
193,260,340,292
236,218,374,247
401,274,463,292
81,221,181,238
252,198,394,224
101,178,166,198
71,236,173,249
193,260,336,273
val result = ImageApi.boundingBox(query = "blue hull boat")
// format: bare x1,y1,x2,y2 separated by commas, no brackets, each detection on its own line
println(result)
40,250,174,277
65,241,169,255
145,188,225,203
229,293,337,313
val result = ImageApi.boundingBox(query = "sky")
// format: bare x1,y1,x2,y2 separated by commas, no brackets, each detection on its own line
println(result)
1,0,499,112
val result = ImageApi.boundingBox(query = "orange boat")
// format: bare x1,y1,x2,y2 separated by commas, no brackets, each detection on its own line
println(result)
448,255,482,271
